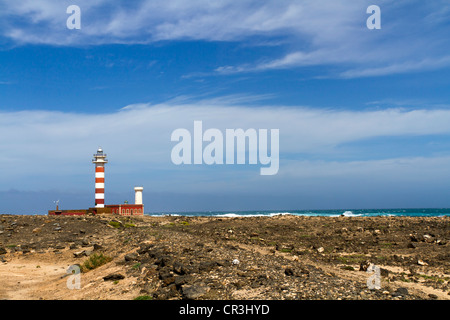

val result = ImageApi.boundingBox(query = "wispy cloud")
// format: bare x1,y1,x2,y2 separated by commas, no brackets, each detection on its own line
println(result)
340,56,450,78
2,1,450,78
1,0,337,44
1,98,450,192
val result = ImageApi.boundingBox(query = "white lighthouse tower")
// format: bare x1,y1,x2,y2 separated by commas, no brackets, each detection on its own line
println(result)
92,147,108,208
134,187,144,205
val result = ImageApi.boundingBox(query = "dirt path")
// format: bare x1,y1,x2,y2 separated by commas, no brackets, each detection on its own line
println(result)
0,259,69,299
0,254,141,300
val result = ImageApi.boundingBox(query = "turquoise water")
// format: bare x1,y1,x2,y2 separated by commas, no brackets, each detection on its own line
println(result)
146,208,450,217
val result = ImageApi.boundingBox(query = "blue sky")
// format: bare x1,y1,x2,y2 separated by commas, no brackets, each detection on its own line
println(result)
1,0,450,214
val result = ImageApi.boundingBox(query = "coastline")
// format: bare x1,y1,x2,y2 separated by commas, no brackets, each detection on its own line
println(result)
0,214,448,300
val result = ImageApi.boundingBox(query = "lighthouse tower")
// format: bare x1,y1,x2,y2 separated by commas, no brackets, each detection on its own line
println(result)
134,187,143,205
92,147,108,208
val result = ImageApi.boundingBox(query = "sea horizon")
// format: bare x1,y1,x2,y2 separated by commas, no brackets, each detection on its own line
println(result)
145,208,450,218
2,207,450,217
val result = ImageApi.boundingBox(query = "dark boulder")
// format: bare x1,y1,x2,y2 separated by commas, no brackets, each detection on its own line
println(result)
124,253,138,261
181,284,209,300
103,273,125,281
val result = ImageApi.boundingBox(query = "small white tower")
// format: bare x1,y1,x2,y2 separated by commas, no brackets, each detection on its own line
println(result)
134,187,143,205
92,147,108,208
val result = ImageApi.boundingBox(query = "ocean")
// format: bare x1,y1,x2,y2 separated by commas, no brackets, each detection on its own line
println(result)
146,208,450,218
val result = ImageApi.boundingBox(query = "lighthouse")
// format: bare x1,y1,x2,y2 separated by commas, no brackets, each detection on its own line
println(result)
49,148,145,216
135,187,144,205
92,147,108,208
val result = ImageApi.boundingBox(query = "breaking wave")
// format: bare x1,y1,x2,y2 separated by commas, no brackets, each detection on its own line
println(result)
341,210,362,217
146,208,450,217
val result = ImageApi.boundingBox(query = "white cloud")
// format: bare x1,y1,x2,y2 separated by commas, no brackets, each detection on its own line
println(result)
340,56,450,78
2,1,450,77
1,99,450,193
2,0,340,44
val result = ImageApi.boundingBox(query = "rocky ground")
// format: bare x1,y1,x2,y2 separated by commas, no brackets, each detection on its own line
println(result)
0,214,449,300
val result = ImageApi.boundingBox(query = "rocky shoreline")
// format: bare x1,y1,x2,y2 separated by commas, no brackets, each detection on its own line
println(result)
0,214,449,300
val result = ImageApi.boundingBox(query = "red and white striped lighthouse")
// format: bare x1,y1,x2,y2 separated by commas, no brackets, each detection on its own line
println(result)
92,147,108,208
